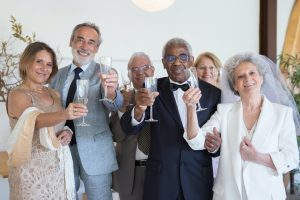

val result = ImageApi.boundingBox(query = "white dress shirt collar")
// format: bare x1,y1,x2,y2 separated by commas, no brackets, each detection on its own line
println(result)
69,62,90,74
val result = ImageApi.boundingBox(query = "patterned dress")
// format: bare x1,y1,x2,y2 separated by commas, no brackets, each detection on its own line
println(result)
8,87,74,200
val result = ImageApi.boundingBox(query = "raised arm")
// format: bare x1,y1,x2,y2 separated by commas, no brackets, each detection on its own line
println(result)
7,89,87,129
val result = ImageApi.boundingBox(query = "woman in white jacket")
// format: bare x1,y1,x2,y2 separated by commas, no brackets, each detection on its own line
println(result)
184,53,300,200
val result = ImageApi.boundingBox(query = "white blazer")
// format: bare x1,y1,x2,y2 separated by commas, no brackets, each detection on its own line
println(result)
191,97,299,200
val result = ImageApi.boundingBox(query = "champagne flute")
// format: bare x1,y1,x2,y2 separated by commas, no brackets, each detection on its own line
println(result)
145,77,158,122
76,79,90,126
99,56,112,102
185,67,207,112
121,69,132,91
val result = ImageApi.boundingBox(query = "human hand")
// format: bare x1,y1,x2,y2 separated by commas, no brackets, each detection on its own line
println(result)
182,88,201,108
57,129,73,146
135,88,159,111
65,103,88,120
133,88,158,121
204,127,221,152
240,137,258,162
99,69,119,100
119,89,133,112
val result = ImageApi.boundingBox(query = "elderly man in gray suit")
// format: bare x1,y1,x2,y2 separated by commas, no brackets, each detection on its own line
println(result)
110,52,154,200
49,22,123,200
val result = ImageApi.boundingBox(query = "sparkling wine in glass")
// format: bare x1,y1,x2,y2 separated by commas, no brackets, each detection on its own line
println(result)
145,77,158,122
99,56,112,102
185,67,207,112
121,69,132,91
76,79,90,126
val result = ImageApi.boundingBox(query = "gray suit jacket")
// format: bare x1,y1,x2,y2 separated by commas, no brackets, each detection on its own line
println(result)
110,98,150,195
49,61,123,175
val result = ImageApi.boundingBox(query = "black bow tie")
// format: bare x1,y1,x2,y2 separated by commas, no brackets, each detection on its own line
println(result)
170,83,190,91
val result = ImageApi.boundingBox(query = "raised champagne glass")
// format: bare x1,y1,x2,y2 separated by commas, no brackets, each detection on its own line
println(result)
121,69,132,91
185,67,207,112
76,79,90,126
145,76,158,122
99,56,112,102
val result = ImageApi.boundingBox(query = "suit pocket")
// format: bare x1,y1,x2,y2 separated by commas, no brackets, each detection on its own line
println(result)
93,130,112,141
147,159,162,172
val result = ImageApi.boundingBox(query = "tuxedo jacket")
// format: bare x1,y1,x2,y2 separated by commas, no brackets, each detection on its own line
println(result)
49,61,123,175
198,97,299,200
121,77,221,200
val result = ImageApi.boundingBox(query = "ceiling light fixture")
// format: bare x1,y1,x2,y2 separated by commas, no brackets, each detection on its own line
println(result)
131,0,176,12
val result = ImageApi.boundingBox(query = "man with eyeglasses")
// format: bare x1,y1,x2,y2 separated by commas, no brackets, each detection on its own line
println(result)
111,52,155,200
121,38,221,200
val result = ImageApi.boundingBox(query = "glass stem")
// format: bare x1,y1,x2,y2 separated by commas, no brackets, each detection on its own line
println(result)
82,116,85,124
196,103,200,111
150,105,153,119
104,85,107,98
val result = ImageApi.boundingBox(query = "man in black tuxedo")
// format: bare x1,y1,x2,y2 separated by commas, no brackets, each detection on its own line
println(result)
121,38,221,200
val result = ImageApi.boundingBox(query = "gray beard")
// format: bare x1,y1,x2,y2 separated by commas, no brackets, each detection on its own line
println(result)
71,50,95,67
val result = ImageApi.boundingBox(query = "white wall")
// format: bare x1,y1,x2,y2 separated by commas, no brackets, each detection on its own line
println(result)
0,0,261,74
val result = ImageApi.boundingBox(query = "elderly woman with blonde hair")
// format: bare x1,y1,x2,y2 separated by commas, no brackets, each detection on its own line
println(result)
194,51,222,87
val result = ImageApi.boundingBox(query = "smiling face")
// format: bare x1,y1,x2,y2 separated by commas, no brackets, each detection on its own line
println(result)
195,56,218,86
233,62,263,97
162,44,194,83
70,26,99,66
26,50,53,85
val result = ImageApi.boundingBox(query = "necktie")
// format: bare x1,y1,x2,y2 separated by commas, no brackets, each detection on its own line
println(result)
137,123,151,155
65,67,83,145
170,83,190,91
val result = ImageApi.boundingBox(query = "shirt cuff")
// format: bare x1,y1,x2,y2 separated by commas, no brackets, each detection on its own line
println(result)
183,129,205,150
208,146,219,154
131,106,145,126
118,110,124,119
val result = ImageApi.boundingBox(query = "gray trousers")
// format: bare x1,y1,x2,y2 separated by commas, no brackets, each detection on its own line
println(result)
69,145,113,200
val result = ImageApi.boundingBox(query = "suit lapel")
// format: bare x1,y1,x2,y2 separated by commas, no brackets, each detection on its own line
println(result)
158,78,184,130
59,65,71,91
227,101,243,196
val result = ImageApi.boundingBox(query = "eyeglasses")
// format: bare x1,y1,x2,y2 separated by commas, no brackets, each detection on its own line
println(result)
164,54,190,64
130,65,153,73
